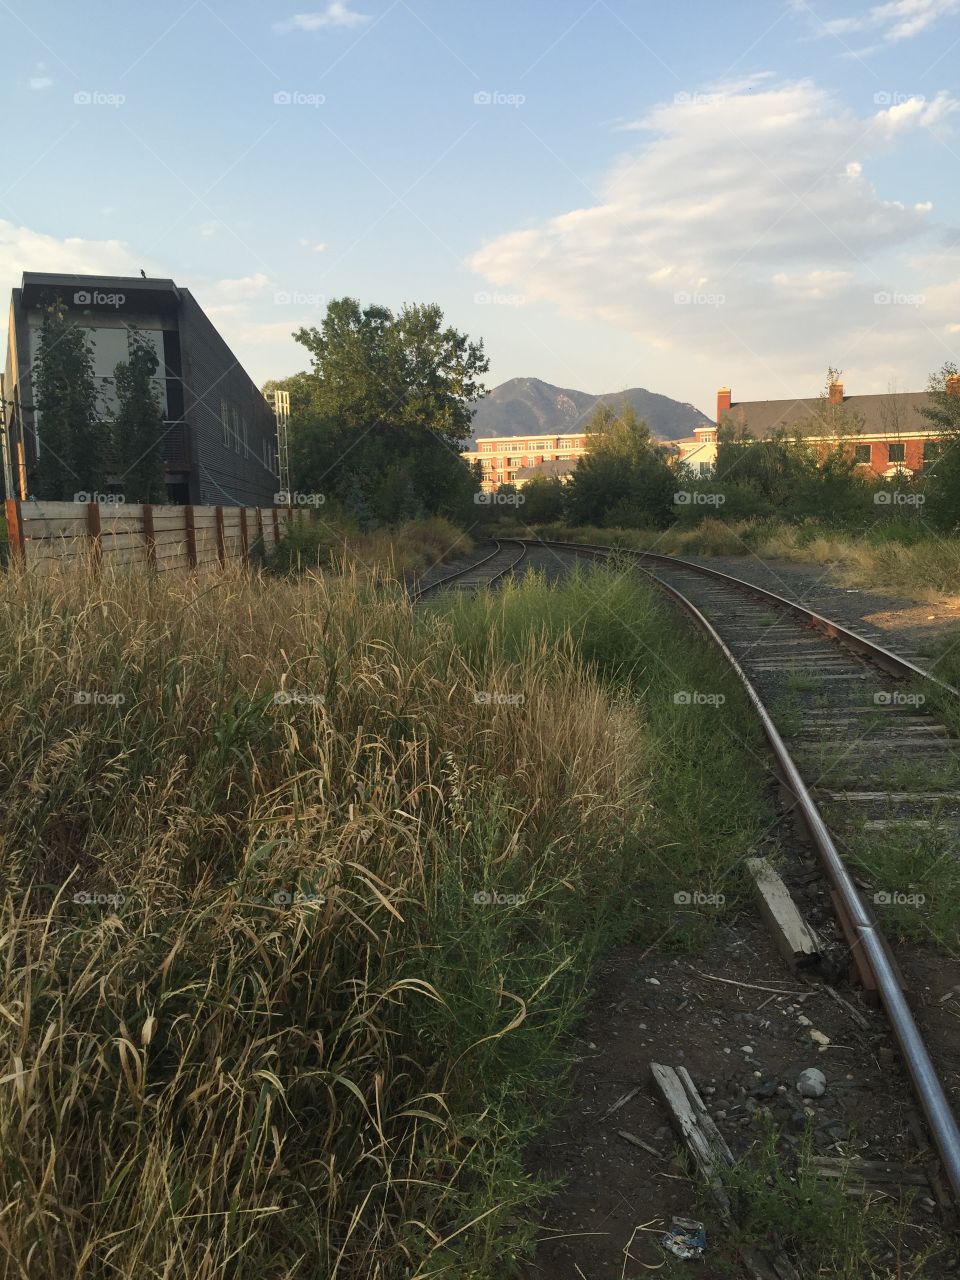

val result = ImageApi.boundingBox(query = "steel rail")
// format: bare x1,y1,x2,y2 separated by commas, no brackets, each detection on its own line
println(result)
523,538,960,696
526,535,960,1202
411,538,527,602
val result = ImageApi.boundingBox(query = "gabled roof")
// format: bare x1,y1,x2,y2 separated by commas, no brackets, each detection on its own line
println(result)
514,458,577,481
725,392,936,438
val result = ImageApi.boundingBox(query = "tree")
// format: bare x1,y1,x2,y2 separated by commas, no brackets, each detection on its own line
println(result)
31,301,104,500
288,298,489,524
520,475,566,523
921,361,960,530
113,331,167,503
565,404,675,528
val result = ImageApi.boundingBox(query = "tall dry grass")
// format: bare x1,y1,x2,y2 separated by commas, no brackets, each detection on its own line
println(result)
0,551,644,1278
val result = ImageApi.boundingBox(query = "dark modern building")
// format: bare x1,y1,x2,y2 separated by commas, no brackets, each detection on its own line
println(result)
2,272,280,505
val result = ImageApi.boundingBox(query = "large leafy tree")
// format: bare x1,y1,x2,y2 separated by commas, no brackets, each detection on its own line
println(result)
31,301,104,500
288,298,488,523
566,403,675,528
113,331,167,503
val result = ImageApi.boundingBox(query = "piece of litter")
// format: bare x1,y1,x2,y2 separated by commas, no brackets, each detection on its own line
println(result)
810,1030,831,1047
646,977,661,986
662,1216,706,1259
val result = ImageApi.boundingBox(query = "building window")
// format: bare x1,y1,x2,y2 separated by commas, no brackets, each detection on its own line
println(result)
221,399,230,448
481,443,492,452
853,444,871,464
923,440,943,471
888,442,905,463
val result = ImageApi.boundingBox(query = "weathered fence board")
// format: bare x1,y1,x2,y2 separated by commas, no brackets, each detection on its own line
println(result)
5,500,288,574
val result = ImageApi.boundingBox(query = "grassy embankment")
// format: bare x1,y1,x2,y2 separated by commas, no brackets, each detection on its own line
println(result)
268,510,474,578
531,520,960,603
0,545,837,1278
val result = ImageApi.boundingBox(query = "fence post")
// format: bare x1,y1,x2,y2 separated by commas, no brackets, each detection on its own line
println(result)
239,508,249,564
86,500,102,569
4,498,24,567
272,507,280,544
184,505,198,568
215,505,226,568
256,507,264,547
142,504,157,569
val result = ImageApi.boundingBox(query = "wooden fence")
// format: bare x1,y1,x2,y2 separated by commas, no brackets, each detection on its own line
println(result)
4,499,289,573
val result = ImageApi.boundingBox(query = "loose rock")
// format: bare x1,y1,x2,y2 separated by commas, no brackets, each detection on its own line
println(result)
797,1067,827,1099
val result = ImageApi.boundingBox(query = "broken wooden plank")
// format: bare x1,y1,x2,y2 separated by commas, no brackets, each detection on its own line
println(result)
746,857,821,972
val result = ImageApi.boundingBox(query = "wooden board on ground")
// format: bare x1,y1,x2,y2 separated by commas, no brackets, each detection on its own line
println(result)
746,857,820,972
651,1062,802,1280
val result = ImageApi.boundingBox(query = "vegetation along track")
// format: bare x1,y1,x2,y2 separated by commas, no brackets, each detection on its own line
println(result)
411,537,528,601
515,536,960,1208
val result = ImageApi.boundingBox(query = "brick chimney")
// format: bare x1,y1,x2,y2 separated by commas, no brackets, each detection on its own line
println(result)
828,380,844,405
946,374,960,398
717,386,731,423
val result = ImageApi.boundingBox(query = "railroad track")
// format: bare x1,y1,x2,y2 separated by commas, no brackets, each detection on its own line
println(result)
411,538,528,602
519,536,960,1205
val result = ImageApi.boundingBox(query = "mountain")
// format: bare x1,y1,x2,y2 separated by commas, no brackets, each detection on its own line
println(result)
468,377,711,444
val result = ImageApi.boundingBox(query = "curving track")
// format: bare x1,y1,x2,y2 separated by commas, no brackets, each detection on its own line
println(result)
515,535,960,1204
411,538,528,603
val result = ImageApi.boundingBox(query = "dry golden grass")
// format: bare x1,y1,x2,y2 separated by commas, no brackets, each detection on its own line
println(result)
277,513,474,579
0,551,644,1278
541,521,960,604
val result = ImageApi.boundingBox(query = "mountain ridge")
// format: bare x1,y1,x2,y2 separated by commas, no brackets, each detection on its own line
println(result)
468,376,711,444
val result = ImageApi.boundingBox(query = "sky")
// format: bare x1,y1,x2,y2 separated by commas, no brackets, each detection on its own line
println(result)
1,0,959,416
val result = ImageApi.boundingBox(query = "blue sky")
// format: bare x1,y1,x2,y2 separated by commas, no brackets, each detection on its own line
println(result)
2,0,958,416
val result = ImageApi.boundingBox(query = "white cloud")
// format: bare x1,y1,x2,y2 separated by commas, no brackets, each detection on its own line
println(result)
29,76,53,91
873,90,960,135
0,221,150,291
212,272,271,300
274,3,371,33
469,78,960,397
816,0,960,43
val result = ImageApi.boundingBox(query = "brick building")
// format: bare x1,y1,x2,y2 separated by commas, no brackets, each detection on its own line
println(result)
675,378,958,478
463,431,588,493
